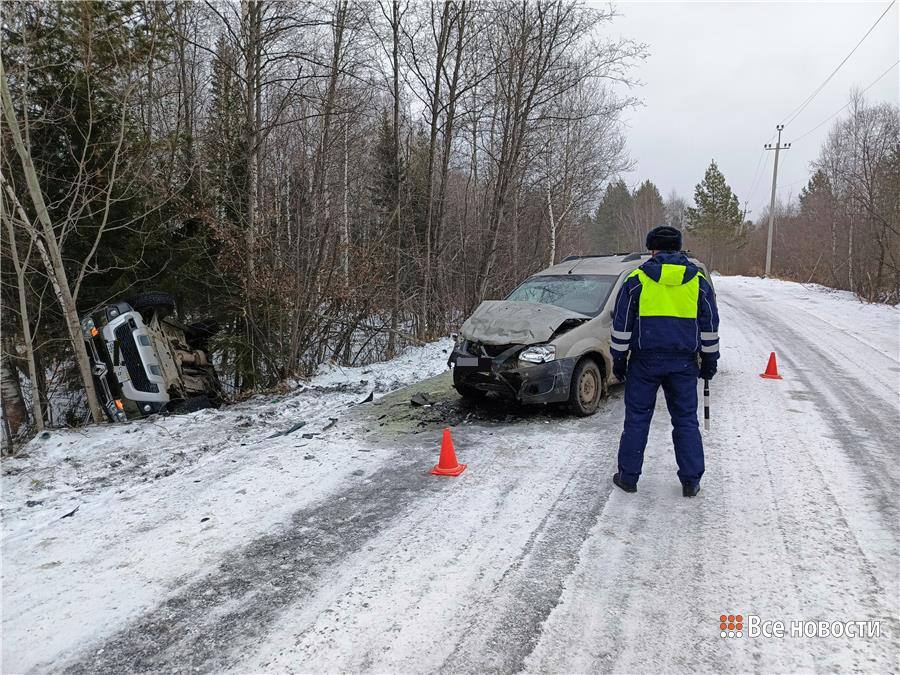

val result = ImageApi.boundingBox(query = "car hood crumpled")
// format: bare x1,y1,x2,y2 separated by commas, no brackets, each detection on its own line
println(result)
459,301,590,346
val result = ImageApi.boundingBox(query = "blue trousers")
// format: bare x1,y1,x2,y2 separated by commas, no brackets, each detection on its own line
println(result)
617,353,704,488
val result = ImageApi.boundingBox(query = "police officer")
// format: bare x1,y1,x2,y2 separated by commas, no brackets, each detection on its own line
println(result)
609,226,719,497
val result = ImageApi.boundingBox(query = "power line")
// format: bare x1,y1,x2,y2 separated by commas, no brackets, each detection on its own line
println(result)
781,0,896,127
743,132,776,212
791,58,900,143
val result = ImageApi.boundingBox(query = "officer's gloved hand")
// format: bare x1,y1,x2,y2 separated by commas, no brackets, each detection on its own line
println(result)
612,354,628,382
699,357,717,381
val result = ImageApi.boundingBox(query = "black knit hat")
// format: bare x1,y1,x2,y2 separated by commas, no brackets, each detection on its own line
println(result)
646,225,682,252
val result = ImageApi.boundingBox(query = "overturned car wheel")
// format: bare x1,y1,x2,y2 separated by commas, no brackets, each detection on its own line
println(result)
129,291,176,319
569,358,601,416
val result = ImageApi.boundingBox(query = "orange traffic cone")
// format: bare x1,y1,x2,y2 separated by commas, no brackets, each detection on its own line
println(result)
760,351,783,380
431,428,467,476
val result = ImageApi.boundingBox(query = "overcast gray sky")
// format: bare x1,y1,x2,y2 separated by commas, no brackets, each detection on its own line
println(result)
607,0,898,220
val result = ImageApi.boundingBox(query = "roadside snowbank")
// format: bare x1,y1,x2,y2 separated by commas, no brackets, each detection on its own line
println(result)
2,338,452,673
1,338,452,535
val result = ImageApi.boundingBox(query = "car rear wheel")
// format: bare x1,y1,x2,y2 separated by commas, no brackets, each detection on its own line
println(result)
569,358,601,416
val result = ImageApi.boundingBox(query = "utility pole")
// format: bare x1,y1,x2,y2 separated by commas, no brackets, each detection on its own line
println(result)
764,125,791,277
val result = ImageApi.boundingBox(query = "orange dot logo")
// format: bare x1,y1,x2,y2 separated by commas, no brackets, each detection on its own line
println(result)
719,612,744,637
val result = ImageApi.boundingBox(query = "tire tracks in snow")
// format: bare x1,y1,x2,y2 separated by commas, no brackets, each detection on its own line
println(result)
57,456,447,674
58,412,622,673
719,293,899,519
438,459,613,674
717,293,899,669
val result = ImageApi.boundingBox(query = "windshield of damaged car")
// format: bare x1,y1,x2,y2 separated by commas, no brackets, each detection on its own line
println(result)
505,274,617,316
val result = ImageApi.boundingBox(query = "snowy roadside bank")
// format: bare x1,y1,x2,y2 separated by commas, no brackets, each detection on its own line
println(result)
1,338,453,537
1,339,453,672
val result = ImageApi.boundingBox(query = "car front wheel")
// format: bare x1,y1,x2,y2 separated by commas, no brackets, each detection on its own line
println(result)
453,368,487,401
569,358,601,416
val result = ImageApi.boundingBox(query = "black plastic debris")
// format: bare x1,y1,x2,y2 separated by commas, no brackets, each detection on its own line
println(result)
322,418,338,431
267,420,307,439
61,506,79,519
359,391,374,404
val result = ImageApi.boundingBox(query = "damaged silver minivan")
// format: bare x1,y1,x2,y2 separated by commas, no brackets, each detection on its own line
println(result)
448,253,711,415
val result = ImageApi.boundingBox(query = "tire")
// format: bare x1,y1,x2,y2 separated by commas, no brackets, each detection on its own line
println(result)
129,291,176,319
453,368,487,401
569,357,601,416
170,394,213,415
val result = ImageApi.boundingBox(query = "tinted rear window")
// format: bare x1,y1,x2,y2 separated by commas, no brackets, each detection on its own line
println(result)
506,274,618,316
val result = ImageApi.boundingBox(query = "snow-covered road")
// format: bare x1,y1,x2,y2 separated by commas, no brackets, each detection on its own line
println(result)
2,276,898,674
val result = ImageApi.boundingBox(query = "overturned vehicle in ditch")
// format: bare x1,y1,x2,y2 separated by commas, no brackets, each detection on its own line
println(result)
81,291,223,422
448,253,712,416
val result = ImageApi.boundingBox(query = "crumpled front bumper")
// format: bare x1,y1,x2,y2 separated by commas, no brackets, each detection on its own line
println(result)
448,344,576,405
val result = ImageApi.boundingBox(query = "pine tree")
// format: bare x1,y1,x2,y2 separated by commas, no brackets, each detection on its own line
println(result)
686,160,742,232
590,179,633,252
685,160,744,268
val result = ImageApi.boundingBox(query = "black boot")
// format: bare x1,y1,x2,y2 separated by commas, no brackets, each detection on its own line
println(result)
682,483,701,498
613,473,637,493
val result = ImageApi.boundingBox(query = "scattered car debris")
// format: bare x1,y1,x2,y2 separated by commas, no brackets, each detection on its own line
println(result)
60,506,79,519
410,392,436,407
322,418,338,431
267,421,307,439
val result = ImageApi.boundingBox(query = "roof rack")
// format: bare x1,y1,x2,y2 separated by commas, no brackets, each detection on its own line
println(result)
560,252,647,263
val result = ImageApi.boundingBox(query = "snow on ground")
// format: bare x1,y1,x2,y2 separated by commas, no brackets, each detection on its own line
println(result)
2,337,454,536
1,339,452,672
2,278,898,674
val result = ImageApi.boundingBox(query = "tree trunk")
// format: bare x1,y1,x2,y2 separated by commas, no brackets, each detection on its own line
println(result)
1,58,104,424
1,348,28,441
342,117,350,285
2,211,44,431
387,0,402,357
419,1,451,339
547,173,556,267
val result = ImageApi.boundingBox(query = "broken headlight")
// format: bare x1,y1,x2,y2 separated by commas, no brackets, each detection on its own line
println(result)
519,344,556,364
81,316,97,339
